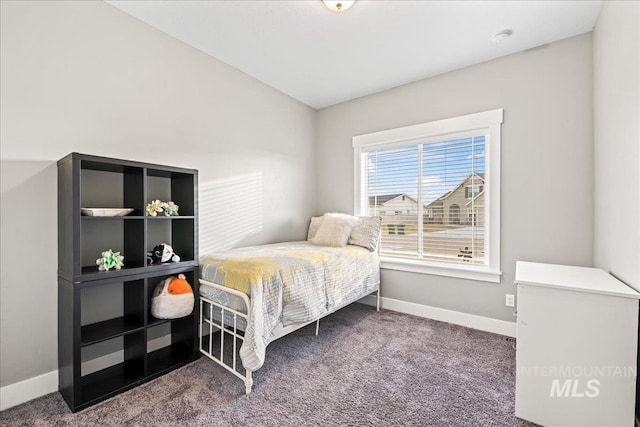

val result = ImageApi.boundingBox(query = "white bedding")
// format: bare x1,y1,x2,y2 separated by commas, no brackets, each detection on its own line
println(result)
199,241,380,371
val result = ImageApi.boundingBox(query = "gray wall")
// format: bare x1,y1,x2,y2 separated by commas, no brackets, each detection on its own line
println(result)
316,33,594,322
0,1,315,387
593,1,640,292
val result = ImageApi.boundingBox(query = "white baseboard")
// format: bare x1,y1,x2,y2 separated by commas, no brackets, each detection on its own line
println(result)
359,294,516,337
0,334,176,411
0,370,58,412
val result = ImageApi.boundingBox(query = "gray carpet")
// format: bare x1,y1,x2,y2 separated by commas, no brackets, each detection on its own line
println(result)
0,304,536,426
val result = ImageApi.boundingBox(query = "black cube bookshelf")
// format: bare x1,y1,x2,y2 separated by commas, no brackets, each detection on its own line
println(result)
57,153,199,412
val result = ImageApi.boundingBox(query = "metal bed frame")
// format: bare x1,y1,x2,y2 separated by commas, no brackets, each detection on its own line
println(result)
198,279,380,395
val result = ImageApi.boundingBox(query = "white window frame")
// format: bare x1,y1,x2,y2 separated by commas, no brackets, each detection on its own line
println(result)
353,109,503,283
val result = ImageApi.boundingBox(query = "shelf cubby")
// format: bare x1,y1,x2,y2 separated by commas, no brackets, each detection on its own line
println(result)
80,218,145,273
146,218,195,265
146,342,194,378
146,316,195,378
80,279,145,347
79,332,145,407
146,270,197,323
146,169,195,217
80,163,144,216
79,360,141,406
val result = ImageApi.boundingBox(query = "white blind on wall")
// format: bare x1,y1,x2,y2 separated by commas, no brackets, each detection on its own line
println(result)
368,146,419,255
363,135,487,265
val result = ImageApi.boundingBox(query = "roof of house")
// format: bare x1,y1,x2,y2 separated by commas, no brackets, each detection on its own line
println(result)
368,193,416,205
369,173,484,208
426,172,485,207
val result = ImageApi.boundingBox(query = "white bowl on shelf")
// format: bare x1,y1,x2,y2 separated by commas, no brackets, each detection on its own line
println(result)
81,208,135,217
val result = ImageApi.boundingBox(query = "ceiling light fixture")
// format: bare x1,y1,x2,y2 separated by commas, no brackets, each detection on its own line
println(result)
492,30,512,45
323,0,355,12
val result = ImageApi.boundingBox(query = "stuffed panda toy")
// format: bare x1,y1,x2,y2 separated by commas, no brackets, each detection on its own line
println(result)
147,243,180,265
151,274,194,319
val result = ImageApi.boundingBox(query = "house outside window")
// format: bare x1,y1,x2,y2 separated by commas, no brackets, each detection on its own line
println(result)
354,109,503,283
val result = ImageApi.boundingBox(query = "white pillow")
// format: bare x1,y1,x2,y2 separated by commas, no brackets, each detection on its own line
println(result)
311,213,359,247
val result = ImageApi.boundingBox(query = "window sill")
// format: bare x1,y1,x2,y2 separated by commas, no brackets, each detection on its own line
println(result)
380,256,502,283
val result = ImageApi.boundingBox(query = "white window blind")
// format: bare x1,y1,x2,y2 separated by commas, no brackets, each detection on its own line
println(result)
368,146,420,255
353,109,502,282
365,136,486,264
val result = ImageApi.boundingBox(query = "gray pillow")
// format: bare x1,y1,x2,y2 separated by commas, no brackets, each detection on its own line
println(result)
307,216,322,240
348,216,382,252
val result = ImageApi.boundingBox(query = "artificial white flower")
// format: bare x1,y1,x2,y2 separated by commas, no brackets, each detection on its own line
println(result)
96,249,125,271
163,201,179,216
146,200,163,216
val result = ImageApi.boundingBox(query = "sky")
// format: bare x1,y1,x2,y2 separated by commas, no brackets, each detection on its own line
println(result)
367,136,485,205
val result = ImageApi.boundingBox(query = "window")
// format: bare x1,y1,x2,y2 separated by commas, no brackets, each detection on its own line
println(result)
353,109,502,283
465,185,483,199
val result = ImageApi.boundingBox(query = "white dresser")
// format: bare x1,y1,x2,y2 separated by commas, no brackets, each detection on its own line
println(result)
515,261,640,427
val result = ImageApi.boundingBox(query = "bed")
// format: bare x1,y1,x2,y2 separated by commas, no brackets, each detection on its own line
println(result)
198,216,381,394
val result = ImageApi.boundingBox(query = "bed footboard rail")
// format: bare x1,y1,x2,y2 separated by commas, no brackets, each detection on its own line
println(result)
198,278,380,395
198,279,253,394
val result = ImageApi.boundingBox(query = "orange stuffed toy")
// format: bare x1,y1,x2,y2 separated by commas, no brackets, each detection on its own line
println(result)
151,274,194,319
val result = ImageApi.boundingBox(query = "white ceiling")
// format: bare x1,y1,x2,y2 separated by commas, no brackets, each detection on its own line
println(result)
107,0,602,109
